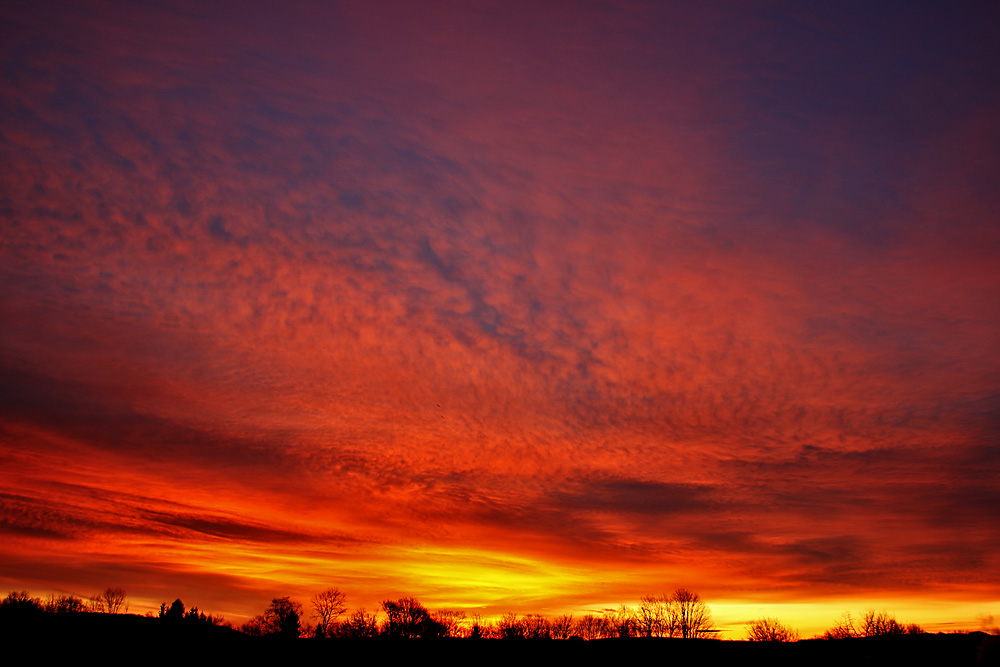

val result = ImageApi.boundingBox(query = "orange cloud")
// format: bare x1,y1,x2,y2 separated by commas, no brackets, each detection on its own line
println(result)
1,0,998,639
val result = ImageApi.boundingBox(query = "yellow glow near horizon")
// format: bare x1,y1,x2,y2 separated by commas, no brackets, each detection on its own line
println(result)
711,596,1000,640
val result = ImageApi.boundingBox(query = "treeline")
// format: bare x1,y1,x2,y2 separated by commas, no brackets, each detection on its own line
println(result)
235,587,718,640
2,586,949,643
0,589,120,615
824,610,925,639
0,589,230,628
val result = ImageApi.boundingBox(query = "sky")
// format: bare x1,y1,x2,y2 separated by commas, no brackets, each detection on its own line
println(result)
1,0,998,638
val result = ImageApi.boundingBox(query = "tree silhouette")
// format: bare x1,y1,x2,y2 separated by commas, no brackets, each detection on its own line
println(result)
861,610,906,637
339,607,380,638
573,614,607,640
310,588,347,637
468,613,490,639
1,583,961,647
240,615,267,637
496,612,526,639
669,588,714,638
45,594,86,614
825,612,857,639
432,609,467,638
745,617,799,641
160,598,185,621
551,614,574,639
0,591,43,617
381,597,443,638
605,605,636,638
524,614,552,639
90,587,128,614
825,610,921,638
637,594,669,637
265,597,302,638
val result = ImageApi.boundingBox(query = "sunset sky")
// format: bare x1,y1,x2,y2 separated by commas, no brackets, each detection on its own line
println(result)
1,0,998,638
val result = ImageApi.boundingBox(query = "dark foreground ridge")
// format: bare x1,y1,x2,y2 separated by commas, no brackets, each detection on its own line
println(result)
3,613,997,667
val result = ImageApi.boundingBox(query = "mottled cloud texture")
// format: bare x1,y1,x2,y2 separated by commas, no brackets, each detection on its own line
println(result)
1,0,998,634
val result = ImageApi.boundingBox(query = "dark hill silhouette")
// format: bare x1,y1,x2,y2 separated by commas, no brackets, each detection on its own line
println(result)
2,610,244,652
3,615,997,667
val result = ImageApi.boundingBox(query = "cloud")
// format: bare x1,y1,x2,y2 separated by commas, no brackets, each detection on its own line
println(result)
0,493,89,540
0,0,998,629
552,478,719,518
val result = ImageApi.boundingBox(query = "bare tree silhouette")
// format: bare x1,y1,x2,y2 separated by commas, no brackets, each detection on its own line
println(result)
825,610,921,638
637,594,669,637
496,612,526,639
90,587,128,614
861,609,906,637
573,614,607,640
745,617,799,641
44,594,85,614
825,612,857,639
551,613,574,639
381,597,443,638
432,609,467,638
311,588,347,637
1,591,42,615
339,607,380,638
523,614,552,639
468,613,490,639
669,588,714,638
605,605,637,638
243,597,303,638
